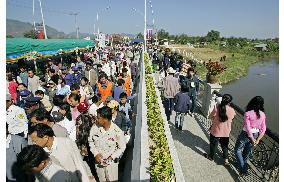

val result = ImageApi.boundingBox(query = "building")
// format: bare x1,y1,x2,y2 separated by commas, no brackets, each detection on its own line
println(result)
254,43,267,51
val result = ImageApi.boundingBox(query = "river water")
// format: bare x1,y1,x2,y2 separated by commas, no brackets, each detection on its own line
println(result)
220,59,279,134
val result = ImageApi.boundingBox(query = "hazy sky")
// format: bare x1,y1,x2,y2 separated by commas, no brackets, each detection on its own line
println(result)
6,0,279,38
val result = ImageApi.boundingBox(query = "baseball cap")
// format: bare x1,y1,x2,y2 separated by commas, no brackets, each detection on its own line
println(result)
51,111,64,122
24,97,41,108
107,100,119,109
19,90,31,97
77,101,89,113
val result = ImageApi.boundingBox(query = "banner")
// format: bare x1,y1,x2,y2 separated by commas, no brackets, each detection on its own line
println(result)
146,29,153,40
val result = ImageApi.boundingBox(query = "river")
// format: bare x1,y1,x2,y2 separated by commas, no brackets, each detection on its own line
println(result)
220,59,279,134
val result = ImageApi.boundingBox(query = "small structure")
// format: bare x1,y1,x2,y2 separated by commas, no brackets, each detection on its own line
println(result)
254,43,267,51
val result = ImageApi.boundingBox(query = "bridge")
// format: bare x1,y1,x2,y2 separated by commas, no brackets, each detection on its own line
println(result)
125,50,279,182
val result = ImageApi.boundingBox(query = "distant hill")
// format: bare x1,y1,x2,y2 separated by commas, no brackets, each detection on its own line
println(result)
7,19,66,38
7,19,137,39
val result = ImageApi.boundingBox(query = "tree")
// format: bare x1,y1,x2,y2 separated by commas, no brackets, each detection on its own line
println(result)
206,30,220,42
6,34,14,38
157,29,170,40
23,30,38,39
136,32,144,39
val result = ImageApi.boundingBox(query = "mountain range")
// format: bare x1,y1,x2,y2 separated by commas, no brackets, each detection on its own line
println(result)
7,19,136,39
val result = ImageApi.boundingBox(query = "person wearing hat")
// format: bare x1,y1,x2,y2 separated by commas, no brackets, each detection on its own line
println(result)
88,106,126,182
71,66,83,86
162,67,180,121
24,96,42,119
180,67,199,116
6,94,28,137
47,59,59,73
16,84,33,108
107,100,128,132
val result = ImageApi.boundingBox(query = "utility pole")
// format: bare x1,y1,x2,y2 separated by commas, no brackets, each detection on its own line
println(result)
38,0,47,39
33,0,36,31
70,12,79,39
144,0,147,51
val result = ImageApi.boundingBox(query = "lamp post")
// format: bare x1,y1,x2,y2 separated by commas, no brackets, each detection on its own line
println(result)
144,0,147,51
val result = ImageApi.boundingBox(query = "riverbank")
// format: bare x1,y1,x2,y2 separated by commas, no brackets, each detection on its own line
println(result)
168,45,278,84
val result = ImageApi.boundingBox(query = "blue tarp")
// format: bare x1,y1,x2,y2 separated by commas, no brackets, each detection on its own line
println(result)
130,38,144,44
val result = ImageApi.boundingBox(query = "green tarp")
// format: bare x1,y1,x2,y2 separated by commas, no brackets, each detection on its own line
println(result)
6,38,95,57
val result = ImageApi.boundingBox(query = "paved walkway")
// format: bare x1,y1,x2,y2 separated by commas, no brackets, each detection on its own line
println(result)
168,111,239,182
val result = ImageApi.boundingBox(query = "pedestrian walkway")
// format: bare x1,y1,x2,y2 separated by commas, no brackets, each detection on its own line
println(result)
168,110,238,182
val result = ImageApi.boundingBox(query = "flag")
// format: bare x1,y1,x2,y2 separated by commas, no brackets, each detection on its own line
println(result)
146,29,153,40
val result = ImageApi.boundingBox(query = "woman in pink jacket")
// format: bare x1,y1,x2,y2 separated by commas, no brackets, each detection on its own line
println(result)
204,94,236,165
235,96,266,176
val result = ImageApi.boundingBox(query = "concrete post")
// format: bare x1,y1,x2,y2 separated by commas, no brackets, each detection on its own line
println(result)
201,83,222,118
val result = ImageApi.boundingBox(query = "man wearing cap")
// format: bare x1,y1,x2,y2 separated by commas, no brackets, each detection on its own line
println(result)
162,67,180,121
72,66,83,86
6,94,28,137
88,106,126,182
84,62,97,87
27,69,40,95
24,96,42,119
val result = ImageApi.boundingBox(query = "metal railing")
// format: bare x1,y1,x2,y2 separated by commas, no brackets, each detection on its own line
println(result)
196,80,279,181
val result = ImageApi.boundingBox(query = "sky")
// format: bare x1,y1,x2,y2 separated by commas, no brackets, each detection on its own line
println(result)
6,0,279,39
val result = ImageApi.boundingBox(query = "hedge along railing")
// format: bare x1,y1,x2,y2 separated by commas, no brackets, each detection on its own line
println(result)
144,52,185,182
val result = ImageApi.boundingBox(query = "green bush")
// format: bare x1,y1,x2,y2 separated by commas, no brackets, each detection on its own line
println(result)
144,52,175,182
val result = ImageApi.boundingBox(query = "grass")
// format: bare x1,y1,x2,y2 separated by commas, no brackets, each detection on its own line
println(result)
169,45,260,84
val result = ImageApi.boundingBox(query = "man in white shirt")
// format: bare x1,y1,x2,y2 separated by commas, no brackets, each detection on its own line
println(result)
29,124,90,182
6,94,28,137
17,145,72,182
28,69,40,95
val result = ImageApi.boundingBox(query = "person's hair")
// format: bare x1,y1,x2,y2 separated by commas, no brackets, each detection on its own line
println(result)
218,94,233,122
39,77,46,82
119,92,127,99
58,76,66,84
117,79,125,86
97,106,113,121
35,90,44,96
7,74,13,82
98,72,108,80
180,84,188,92
69,93,81,102
122,61,127,67
245,96,265,119
17,145,49,172
92,94,99,104
53,95,65,106
187,67,195,74
30,108,51,122
28,123,55,137
49,69,55,74
59,103,72,121
28,69,34,73
97,64,102,68
81,77,89,83
18,83,27,88
76,114,93,147
70,84,80,91
122,68,128,73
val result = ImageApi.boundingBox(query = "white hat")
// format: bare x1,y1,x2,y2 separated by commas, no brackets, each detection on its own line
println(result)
167,67,176,74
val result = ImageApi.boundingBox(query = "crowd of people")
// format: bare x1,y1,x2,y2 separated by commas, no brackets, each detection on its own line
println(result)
153,46,267,177
6,42,267,181
6,44,142,182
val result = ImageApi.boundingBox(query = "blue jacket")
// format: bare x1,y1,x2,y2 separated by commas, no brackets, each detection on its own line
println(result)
174,92,191,113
